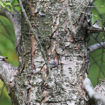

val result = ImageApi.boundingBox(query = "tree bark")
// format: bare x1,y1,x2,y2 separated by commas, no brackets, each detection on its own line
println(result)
2,0,104,105
13,0,92,104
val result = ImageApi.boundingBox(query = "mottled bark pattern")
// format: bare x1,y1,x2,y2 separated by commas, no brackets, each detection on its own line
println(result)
10,0,92,105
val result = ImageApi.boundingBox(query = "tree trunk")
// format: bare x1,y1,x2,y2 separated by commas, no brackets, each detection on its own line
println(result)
0,0,93,105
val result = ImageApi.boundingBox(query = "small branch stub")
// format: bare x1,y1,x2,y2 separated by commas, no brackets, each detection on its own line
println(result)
0,56,18,88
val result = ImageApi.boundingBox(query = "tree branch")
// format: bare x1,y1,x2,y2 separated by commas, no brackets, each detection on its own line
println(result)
88,26,105,33
0,56,18,88
0,5,21,47
83,74,105,105
88,42,105,53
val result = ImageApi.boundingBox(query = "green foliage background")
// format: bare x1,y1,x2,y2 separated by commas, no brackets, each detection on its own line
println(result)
0,0,105,105
88,0,105,86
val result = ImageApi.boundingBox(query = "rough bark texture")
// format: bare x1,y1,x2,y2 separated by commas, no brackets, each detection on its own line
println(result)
0,0,94,105
95,80,105,105
10,0,92,105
